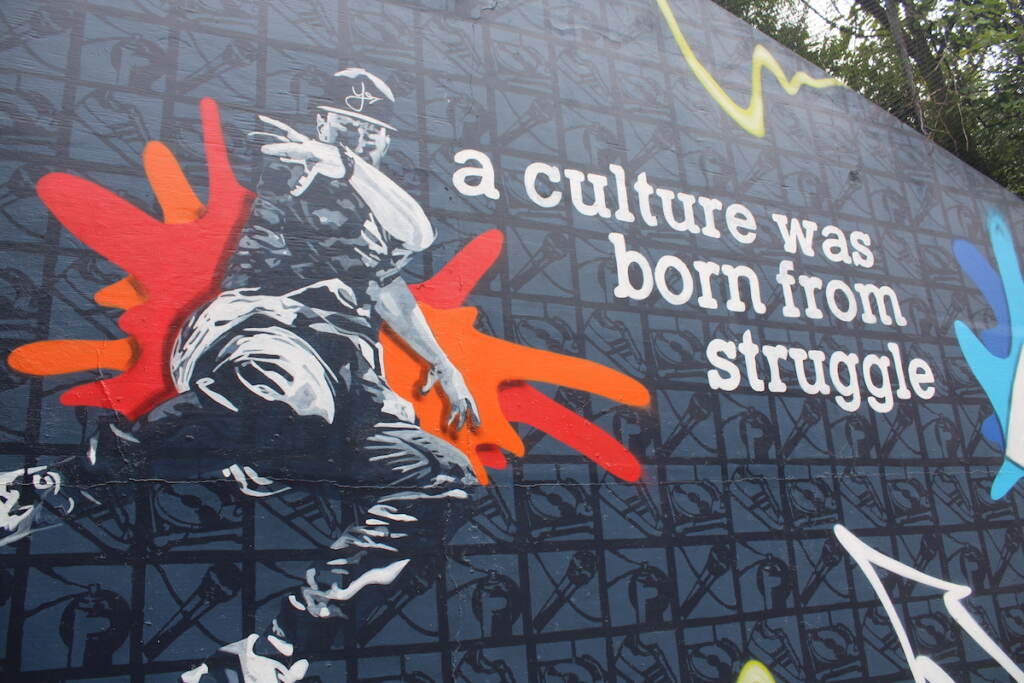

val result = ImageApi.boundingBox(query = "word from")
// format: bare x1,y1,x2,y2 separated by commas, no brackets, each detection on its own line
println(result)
610,235,904,327
707,331,934,413
834,525,1023,682
654,0,843,138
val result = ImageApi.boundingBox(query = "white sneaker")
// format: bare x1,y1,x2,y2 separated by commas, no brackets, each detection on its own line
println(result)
0,464,69,547
180,633,308,683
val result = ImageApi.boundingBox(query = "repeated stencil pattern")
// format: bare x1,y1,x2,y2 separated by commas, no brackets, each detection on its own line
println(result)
1,0,1023,681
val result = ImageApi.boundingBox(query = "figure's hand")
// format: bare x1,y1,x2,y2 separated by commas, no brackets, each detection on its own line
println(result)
421,360,481,431
249,115,353,197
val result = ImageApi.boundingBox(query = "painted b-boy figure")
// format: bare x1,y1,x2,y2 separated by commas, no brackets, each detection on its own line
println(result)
2,68,480,682
172,67,481,681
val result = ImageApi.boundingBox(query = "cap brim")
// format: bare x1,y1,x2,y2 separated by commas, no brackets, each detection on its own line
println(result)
317,106,397,132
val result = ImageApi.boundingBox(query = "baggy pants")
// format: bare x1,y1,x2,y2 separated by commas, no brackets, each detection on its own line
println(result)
63,289,477,656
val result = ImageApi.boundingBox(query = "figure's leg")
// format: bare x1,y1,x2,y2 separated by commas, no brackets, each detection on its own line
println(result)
0,382,286,550
182,424,477,681
295,423,476,620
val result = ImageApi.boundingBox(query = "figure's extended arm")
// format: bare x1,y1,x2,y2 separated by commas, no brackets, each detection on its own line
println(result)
377,276,480,430
346,153,434,252
253,115,435,252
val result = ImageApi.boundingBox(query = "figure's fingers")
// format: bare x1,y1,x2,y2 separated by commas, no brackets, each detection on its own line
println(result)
261,150,311,168
260,143,287,158
248,131,289,143
258,114,308,142
468,398,482,428
260,142,313,159
448,404,465,431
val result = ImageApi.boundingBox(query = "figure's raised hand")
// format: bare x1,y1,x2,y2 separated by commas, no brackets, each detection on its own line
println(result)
250,115,352,196
421,360,481,432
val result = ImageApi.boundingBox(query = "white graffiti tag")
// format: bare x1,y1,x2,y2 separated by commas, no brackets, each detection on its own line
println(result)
344,82,381,112
833,524,1023,682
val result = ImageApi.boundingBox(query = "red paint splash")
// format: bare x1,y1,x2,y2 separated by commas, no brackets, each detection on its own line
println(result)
28,98,253,419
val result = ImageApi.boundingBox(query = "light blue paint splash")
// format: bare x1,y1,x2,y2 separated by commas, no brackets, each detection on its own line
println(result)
953,211,1024,499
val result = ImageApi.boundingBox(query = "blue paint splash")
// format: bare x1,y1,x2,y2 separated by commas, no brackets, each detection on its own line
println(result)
953,211,1024,499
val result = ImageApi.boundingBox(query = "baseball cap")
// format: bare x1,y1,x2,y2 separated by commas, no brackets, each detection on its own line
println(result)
318,67,396,132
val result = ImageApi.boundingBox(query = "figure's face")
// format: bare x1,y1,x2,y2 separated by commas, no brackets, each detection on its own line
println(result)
317,112,391,167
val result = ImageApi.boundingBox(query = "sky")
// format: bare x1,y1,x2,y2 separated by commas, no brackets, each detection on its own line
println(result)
802,0,856,41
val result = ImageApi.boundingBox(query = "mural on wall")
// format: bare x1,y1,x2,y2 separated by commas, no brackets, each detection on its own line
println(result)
0,0,1022,681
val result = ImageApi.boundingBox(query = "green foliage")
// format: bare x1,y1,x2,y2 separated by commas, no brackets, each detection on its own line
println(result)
713,0,1024,197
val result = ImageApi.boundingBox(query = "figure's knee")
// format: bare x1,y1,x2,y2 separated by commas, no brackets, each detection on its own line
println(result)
413,435,477,488
434,443,478,488
363,426,477,488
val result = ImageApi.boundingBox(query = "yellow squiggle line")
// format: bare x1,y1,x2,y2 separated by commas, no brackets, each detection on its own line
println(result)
736,660,776,683
655,0,844,137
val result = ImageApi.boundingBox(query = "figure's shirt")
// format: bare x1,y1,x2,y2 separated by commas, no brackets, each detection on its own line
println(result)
222,157,416,315
174,149,432,420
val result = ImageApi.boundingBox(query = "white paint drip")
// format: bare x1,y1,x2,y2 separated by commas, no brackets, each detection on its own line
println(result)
266,634,293,657
378,488,468,504
180,663,208,683
223,464,290,497
367,503,417,522
302,558,411,606
196,377,240,413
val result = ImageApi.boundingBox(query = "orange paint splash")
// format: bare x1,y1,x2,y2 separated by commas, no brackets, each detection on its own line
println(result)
8,98,254,419
7,141,208,381
383,303,649,483
383,230,651,483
